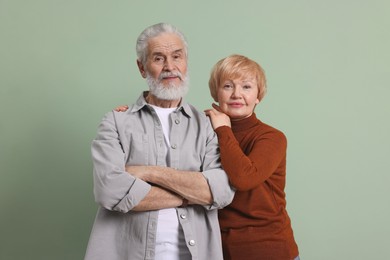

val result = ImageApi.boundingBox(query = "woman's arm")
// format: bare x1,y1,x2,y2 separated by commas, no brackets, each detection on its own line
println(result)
215,125,287,191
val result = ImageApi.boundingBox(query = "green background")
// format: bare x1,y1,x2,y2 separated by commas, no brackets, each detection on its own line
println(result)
1,0,389,259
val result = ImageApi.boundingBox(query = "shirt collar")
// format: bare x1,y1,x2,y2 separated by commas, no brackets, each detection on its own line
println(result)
131,91,192,118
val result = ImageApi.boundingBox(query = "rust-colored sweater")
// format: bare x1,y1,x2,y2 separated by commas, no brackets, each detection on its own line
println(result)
215,113,299,260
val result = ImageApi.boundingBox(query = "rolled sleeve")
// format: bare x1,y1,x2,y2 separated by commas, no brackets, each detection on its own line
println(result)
91,112,151,212
201,118,235,209
203,169,235,209
112,178,151,212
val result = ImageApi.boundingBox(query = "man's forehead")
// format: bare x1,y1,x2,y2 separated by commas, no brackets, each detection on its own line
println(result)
148,33,185,55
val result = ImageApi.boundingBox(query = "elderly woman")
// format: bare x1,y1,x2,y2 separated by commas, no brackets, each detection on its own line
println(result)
204,54,299,260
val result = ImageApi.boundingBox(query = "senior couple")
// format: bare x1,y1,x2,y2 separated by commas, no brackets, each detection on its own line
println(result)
84,23,299,260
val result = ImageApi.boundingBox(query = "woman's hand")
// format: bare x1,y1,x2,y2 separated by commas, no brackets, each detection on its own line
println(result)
204,103,231,130
114,105,129,112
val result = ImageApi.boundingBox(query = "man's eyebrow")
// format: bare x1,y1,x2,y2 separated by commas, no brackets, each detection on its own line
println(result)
151,49,183,55
151,51,165,56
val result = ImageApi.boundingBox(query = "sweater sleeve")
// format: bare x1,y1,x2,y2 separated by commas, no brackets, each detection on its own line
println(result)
214,125,287,191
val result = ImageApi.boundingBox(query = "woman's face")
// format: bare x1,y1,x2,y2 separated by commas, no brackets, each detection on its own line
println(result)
217,76,260,120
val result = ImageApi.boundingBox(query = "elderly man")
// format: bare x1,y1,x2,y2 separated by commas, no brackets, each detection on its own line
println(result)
84,23,235,260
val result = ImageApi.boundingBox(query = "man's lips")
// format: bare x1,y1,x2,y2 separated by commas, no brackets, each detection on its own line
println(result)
162,76,179,80
160,72,182,81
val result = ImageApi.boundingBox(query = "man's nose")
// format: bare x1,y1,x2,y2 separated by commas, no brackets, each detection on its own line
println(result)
163,58,174,71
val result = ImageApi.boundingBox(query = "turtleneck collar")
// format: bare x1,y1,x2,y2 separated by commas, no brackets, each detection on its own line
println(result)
230,113,259,132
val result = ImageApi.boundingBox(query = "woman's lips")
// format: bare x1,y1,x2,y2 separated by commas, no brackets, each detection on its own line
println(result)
228,102,244,108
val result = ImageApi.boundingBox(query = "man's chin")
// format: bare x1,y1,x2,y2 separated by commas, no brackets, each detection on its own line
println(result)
160,81,182,88
147,75,189,101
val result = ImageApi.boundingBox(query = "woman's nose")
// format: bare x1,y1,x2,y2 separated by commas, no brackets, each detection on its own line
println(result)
231,88,242,98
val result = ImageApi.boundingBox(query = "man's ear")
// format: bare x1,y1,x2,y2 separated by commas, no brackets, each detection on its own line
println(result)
137,60,147,78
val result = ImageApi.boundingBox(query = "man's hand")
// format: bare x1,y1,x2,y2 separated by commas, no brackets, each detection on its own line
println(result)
204,103,231,130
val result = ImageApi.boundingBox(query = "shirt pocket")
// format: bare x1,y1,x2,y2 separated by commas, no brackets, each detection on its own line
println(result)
126,133,149,165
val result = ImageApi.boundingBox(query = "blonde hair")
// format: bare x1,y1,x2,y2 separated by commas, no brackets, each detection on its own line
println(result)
208,54,267,102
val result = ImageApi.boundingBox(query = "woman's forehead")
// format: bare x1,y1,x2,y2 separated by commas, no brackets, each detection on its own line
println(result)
221,73,257,83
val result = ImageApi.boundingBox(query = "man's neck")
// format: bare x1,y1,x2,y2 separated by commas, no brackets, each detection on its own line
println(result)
145,93,181,108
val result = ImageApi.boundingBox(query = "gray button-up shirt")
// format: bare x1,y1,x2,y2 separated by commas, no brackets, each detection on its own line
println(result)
85,92,235,260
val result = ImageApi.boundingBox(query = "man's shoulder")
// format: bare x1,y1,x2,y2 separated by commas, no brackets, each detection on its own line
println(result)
182,102,207,119
97,103,138,123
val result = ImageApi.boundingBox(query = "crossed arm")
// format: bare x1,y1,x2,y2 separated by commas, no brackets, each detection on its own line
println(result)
112,105,213,211
110,105,229,212
132,185,183,211
128,165,212,211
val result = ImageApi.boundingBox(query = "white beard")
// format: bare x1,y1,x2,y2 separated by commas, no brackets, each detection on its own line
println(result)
146,71,189,101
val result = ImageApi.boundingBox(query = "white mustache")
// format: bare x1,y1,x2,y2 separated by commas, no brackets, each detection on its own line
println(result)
159,72,183,80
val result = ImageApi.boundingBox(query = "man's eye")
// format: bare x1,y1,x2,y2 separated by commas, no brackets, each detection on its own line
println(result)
154,56,164,62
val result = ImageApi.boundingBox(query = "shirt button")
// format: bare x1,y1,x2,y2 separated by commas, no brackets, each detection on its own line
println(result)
180,214,186,219
189,240,196,246
175,119,180,124
171,144,177,149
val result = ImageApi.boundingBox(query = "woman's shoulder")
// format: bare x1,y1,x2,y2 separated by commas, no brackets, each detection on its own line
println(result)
256,119,287,141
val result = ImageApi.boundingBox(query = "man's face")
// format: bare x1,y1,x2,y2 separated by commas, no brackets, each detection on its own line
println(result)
138,33,189,100
140,33,187,86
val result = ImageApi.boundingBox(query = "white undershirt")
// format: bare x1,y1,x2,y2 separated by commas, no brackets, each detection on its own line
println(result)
149,105,191,260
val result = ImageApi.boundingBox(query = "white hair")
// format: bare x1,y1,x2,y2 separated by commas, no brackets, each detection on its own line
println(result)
136,23,188,65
